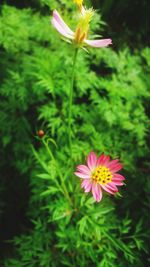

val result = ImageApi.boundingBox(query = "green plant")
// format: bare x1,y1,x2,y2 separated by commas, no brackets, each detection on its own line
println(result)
0,1,149,266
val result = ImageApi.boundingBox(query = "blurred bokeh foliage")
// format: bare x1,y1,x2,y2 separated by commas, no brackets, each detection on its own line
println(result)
0,0,150,266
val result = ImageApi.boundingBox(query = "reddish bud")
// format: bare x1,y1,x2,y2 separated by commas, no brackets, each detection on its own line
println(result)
38,130,45,138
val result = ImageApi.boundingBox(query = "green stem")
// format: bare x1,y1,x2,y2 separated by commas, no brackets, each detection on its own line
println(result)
42,139,72,206
68,48,78,153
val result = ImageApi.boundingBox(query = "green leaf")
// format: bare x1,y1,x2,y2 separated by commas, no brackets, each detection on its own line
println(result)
40,186,60,196
36,173,51,180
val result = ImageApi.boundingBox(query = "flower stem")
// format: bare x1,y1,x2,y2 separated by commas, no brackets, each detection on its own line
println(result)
68,47,78,153
42,139,72,206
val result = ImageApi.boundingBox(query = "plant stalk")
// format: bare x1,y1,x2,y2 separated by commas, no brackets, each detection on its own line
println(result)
68,48,78,153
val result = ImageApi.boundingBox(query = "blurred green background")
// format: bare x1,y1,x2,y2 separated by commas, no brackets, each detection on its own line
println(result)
0,0,150,266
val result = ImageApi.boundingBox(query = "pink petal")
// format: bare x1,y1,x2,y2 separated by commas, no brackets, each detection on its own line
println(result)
96,185,103,202
84,180,93,193
92,183,102,202
102,156,110,165
76,165,91,175
113,174,125,181
51,17,73,39
81,179,92,190
53,10,74,36
101,184,115,195
87,152,97,171
110,163,123,173
81,179,90,188
106,159,119,168
74,172,90,179
97,154,110,166
83,179,91,189
96,154,105,166
112,180,124,186
84,39,112,48
107,182,118,192
92,183,97,201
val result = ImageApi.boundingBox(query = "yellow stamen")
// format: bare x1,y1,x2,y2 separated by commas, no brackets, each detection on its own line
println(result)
92,166,112,185
74,8,94,44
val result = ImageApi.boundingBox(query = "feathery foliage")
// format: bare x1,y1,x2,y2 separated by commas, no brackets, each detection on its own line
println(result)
0,1,149,266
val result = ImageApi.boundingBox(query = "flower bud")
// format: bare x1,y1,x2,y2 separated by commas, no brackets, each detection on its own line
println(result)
74,8,94,44
74,0,83,9
38,130,45,138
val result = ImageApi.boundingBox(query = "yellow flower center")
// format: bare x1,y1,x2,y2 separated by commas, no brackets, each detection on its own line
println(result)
74,8,94,44
92,166,112,185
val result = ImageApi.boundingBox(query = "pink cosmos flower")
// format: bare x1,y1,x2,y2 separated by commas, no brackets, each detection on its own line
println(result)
51,9,112,48
74,152,125,202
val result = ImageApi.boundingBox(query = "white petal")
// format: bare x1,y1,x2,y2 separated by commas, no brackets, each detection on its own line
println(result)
53,10,74,36
51,17,73,39
84,39,112,48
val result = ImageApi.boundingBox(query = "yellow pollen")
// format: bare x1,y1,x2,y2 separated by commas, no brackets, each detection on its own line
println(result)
92,166,112,185
74,8,94,44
